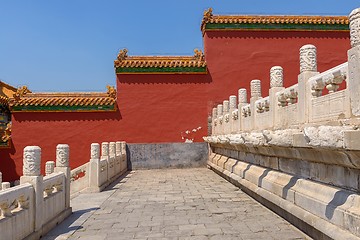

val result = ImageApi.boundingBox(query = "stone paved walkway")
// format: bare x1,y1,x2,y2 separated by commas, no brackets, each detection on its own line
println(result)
44,168,311,240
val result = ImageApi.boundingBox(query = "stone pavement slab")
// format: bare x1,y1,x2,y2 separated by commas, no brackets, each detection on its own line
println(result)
43,168,311,240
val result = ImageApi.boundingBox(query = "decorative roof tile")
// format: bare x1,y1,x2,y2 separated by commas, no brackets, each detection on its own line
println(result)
201,8,349,33
114,49,207,74
9,86,117,112
0,95,9,107
0,81,18,108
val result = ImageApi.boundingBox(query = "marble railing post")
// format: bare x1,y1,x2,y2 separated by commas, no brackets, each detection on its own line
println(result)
101,142,109,160
229,95,238,133
211,107,217,136
121,141,127,172
109,142,116,179
45,161,55,176
251,79,262,99
101,142,109,181
250,80,262,130
348,8,360,116
1,182,10,189
20,146,43,232
238,88,248,131
269,66,285,127
223,100,230,134
217,104,223,135
54,144,70,209
207,115,212,136
298,44,319,124
89,143,101,191
115,141,121,175
0,171,2,190
223,100,229,114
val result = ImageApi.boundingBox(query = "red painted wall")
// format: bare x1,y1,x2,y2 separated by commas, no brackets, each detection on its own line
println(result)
1,30,351,181
1,111,121,181
117,30,350,144
116,74,212,143
204,30,350,103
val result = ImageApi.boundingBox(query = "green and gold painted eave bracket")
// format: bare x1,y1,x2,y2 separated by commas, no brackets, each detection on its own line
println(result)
204,23,349,31
11,104,117,112
116,66,207,74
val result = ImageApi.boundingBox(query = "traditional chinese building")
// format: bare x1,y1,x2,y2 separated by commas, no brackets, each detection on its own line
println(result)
115,9,350,143
0,9,352,181
1,86,118,180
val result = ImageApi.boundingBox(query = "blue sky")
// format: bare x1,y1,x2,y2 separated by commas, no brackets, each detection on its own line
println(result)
0,1,359,92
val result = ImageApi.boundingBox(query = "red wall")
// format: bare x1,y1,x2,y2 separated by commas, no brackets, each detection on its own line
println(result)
117,30,350,144
1,111,121,181
1,30,351,181
116,74,212,143
204,30,350,102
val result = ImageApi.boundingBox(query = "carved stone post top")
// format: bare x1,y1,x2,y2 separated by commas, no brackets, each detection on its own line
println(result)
101,142,109,156
238,88,247,104
271,66,282,70
2,182,10,189
300,44,317,73
217,104,223,116
223,100,229,113
212,107,217,118
109,142,116,156
90,143,100,160
300,44,316,50
229,95,237,109
270,66,284,88
350,8,360,19
45,161,55,175
350,8,360,48
56,144,69,167
23,146,41,177
250,79,262,98
115,141,121,155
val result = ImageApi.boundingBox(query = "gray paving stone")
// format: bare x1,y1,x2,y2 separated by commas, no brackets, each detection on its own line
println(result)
43,168,311,240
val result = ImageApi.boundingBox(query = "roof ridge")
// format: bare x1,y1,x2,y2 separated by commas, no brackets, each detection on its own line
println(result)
201,8,349,33
114,49,207,73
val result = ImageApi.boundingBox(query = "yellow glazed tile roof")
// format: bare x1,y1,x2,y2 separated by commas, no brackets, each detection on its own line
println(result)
10,93,115,107
0,81,18,106
201,8,349,32
0,95,9,107
9,86,116,112
114,49,206,74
